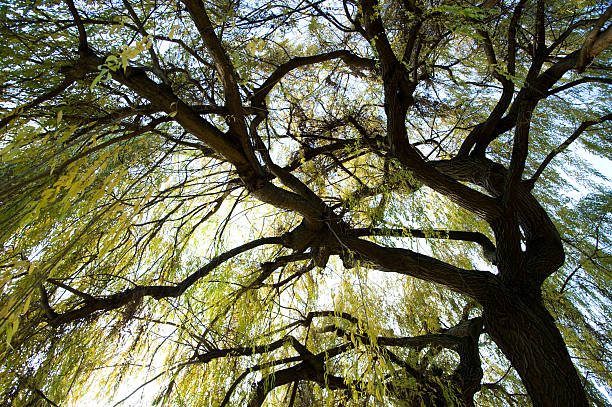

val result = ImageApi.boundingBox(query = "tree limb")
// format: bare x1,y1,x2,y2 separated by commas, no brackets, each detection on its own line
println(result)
250,51,376,106
351,227,497,263
528,113,612,187
339,236,496,301
44,236,283,326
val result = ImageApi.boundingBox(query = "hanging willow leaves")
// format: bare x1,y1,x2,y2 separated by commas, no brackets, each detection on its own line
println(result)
0,0,611,406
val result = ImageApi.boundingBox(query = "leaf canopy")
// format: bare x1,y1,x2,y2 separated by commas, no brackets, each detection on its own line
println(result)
0,0,611,406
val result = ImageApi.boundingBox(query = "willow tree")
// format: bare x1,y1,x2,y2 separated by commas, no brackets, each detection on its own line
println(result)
1,0,611,405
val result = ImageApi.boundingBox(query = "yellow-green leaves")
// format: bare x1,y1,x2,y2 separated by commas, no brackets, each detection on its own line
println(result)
91,56,116,89
119,35,153,72
169,102,178,117
168,25,178,40
0,260,35,349
4,292,32,346
91,36,153,88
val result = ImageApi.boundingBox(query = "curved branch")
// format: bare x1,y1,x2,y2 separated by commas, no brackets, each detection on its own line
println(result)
471,9,612,155
247,343,357,407
576,5,612,72
180,0,243,116
546,76,612,96
219,356,303,407
320,316,484,405
79,51,249,170
504,100,534,203
528,113,612,187
250,50,376,106
431,157,565,284
456,0,524,157
45,236,283,326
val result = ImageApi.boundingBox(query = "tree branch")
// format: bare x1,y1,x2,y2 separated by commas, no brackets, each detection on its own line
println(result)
351,227,496,263
64,0,87,50
180,0,243,117
528,113,612,187
79,51,249,170
250,51,376,106
0,78,74,130
339,236,496,301
576,5,612,72
121,0,169,85
504,100,534,203
547,76,612,96
44,237,282,326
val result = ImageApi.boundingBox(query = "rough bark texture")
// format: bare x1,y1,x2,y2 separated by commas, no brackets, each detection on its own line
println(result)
484,293,589,407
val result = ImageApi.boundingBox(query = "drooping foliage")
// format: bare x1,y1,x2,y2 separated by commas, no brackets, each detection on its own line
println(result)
0,0,610,406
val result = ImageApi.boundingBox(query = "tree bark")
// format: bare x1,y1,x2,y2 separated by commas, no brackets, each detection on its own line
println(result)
483,291,588,407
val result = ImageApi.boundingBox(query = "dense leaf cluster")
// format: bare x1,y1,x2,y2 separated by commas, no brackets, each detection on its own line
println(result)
0,0,610,406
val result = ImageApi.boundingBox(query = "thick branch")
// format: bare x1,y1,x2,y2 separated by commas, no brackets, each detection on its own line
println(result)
504,101,534,203
360,0,500,221
351,227,496,263
432,157,565,285
339,236,496,301
247,343,357,407
219,356,303,407
65,0,87,50
180,0,243,116
323,316,484,405
576,5,612,72
80,52,324,221
79,51,249,169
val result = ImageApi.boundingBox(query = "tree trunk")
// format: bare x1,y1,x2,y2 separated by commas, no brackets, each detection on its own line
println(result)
484,292,588,407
